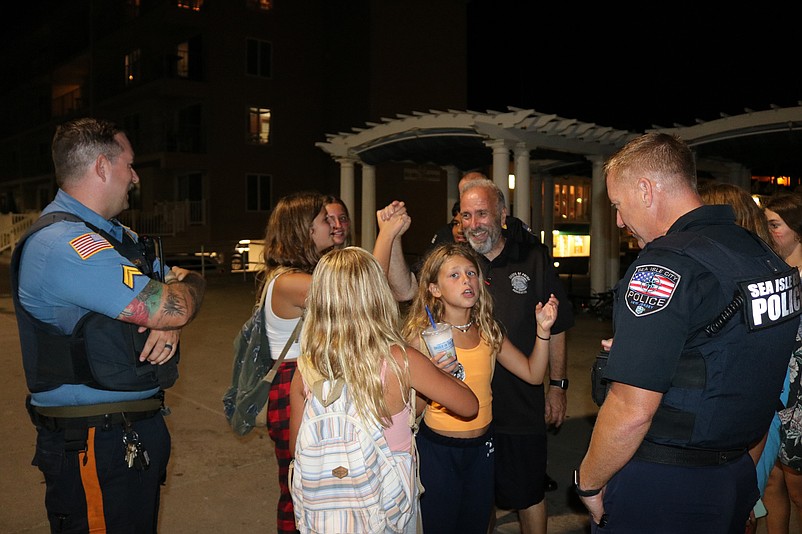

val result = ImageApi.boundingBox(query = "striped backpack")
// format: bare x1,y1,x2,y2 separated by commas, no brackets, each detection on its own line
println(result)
290,378,417,533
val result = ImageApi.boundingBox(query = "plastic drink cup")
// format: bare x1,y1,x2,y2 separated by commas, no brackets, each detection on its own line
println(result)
421,322,465,380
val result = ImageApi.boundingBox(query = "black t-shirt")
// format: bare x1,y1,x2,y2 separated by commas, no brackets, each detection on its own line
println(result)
480,238,575,434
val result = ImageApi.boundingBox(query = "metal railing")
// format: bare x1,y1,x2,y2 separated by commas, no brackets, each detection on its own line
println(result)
0,213,39,253
0,200,206,253
117,200,205,235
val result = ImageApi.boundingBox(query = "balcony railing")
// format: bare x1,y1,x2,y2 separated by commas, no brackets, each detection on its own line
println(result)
0,213,39,253
117,200,206,235
0,200,205,254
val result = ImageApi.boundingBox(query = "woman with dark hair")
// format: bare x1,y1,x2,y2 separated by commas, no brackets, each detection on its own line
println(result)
258,191,335,534
765,191,802,265
761,191,802,534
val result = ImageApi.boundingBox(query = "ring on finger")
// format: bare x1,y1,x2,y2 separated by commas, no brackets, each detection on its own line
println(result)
164,343,173,350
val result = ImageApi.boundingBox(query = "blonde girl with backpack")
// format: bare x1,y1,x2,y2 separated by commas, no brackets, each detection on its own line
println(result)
288,247,478,532
401,242,558,534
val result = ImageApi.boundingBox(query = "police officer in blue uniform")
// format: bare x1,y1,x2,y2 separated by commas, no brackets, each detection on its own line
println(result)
575,132,800,533
12,118,206,533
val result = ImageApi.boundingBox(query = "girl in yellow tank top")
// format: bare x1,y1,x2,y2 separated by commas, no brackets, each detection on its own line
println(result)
401,243,558,534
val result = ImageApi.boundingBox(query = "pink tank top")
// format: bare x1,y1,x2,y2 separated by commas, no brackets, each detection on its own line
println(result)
382,360,413,453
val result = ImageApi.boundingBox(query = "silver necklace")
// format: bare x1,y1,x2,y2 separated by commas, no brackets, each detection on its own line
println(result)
451,320,473,333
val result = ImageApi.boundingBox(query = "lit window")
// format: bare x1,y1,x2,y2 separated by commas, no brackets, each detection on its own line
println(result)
247,174,272,211
125,49,141,86
177,0,203,11
246,39,272,78
248,107,271,144
176,42,189,78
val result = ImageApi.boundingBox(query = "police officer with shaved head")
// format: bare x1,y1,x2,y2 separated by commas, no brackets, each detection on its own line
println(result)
12,118,206,533
576,132,800,532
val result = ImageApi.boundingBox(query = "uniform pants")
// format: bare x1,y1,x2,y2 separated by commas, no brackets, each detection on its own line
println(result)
33,413,170,533
592,455,758,534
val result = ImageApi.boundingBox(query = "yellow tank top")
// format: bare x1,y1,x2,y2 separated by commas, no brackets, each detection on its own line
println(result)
424,338,493,432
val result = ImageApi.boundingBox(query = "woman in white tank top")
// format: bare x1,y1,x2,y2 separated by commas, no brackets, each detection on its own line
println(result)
257,191,335,534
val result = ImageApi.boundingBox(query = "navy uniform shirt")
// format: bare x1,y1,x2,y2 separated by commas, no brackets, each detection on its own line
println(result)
605,204,797,448
19,190,162,406
480,238,575,434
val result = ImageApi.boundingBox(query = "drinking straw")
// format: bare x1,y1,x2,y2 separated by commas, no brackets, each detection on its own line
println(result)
425,305,437,329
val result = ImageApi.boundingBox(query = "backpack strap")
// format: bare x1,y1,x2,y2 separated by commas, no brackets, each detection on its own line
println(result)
263,314,303,384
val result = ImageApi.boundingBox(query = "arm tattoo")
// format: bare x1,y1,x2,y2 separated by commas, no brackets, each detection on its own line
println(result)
119,274,206,326
120,280,162,324
180,272,207,321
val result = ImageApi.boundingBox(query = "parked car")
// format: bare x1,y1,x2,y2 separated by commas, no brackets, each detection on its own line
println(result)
230,239,264,273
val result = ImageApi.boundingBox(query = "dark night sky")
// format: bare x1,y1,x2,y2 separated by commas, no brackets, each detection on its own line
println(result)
3,2,798,136
465,2,800,133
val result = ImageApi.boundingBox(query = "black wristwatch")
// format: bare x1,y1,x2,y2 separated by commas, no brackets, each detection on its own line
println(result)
573,469,602,497
549,378,569,390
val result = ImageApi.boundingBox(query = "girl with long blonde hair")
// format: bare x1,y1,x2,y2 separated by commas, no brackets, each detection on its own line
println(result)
289,247,478,530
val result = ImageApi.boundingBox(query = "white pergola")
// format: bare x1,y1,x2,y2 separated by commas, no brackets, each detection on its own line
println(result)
317,105,802,296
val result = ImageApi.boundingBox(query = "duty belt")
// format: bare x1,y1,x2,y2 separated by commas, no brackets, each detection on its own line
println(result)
634,440,747,467
26,394,164,432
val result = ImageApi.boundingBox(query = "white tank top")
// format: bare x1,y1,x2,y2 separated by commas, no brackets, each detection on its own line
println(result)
264,275,302,361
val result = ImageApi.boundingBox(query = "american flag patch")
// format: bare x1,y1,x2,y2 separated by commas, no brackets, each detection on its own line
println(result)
630,270,676,297
625,264,680,316
70,233,113,259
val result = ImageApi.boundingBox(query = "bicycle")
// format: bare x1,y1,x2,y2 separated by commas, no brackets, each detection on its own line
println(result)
574,290,615,321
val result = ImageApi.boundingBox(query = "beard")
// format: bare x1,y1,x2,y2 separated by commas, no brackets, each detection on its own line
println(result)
466,222,501,255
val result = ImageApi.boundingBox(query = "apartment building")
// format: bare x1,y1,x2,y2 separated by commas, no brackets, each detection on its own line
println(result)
0,0,467,261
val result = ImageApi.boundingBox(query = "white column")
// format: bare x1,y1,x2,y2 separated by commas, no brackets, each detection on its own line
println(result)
360,164,376,250
337,158,356,225
446,165,460,219
543,174,554,251
531,173,544,240
514,143,531,227
487,139,510,204
588,155,607,295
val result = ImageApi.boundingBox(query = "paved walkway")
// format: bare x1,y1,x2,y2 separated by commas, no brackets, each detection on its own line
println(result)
0,266,790,533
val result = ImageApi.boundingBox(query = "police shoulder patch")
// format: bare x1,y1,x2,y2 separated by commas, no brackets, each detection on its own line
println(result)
625,264,680,317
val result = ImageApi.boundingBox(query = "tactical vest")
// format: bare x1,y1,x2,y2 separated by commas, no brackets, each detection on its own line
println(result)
642,230,800,450
12,212,179,393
